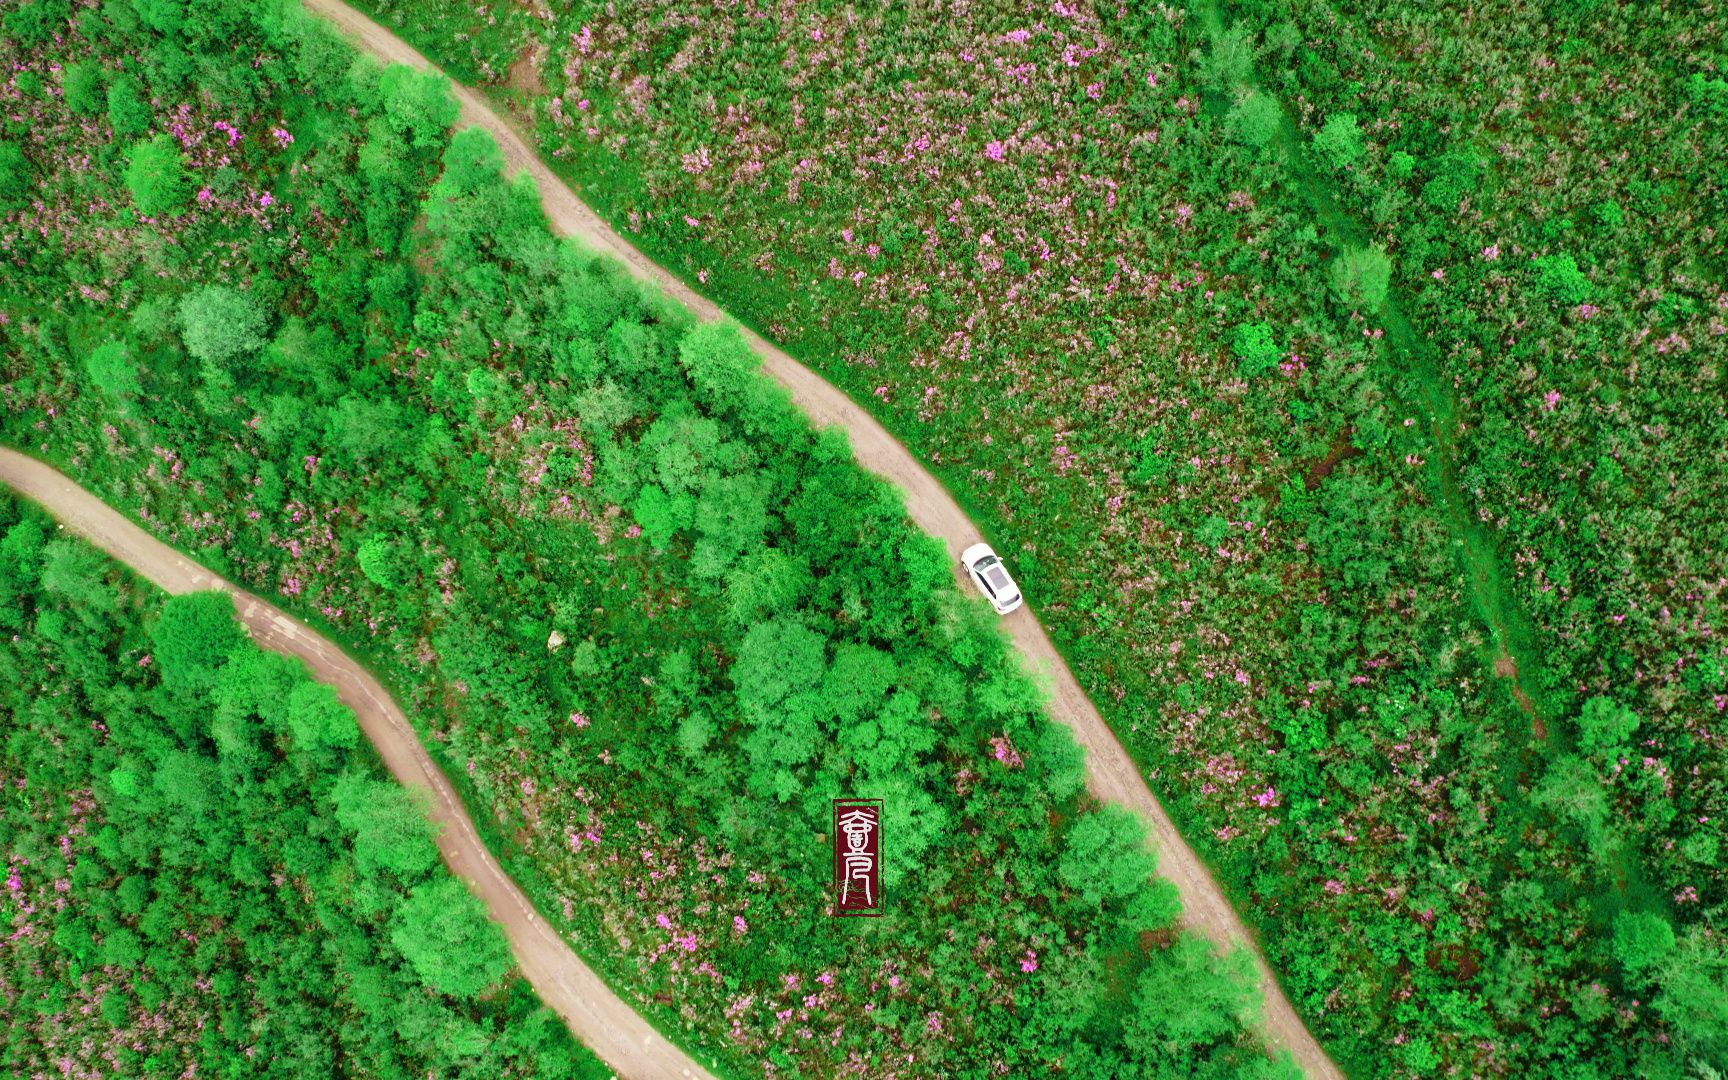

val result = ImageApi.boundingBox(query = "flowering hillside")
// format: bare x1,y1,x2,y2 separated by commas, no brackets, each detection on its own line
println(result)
341,0,1728,1074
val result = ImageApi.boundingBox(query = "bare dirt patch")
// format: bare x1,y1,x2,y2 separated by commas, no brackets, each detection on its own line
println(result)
506,42,547,99
1494,652,1545,738
1304,429,1364,490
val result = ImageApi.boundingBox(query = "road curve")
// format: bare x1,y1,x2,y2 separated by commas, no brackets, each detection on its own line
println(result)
300,3,1343,1075
0,447,713,1080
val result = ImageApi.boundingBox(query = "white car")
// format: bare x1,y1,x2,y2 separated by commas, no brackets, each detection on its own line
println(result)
961,542,1023,615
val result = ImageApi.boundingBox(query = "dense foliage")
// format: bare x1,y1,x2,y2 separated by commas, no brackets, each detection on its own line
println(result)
0,1,1288,1075
336,0,1728,1074
0,495,601,1077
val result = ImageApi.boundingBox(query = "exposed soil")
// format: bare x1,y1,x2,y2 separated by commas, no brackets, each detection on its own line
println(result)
1304,430,1364,490
505,42,546,100
1494,652,1546,738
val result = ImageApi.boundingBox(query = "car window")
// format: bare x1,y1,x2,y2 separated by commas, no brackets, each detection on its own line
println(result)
984,566,1013,593
974,566,997,597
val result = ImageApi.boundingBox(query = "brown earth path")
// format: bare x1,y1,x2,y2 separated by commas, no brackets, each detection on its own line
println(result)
0,447,714,1080
301,2,1345,1075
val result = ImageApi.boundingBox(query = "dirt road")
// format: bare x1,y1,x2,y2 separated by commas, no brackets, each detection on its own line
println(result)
0,447,714,1080
300,3,1343,1074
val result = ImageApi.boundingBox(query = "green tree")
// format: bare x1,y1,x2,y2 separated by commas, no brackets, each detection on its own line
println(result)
1225,92,1283,149
678,321,759,418
732,617,827,723
1329,245,1392,312
2,0,69,47
1655,929,1728,1064
331,774,440,878
1612,910,1676,981
149,591,244,695
129,0,182,33
1200,25,1256,90
122,135,189,217
723,549,812,624
1311,113,1364,171
325,394,405,465
1124,935,1260,1060
101,927,145,968
378,65,459,149
286,680,361,753
151,749,220,818
1531,755,1610,847
178,286,268,365
1058,805,1157,907
1036,722,1088,800
390,878,511,999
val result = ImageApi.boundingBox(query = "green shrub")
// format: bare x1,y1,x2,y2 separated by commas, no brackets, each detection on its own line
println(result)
1591,199,1625,229
107,75,152,136
0,140,29,209
1532,252,1591,305
1233,321,1282,377
63,60,106,115
121,134,188,216
1686,73,1728,121
1420,152,1482,210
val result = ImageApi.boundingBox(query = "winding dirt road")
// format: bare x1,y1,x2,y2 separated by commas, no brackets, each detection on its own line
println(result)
302,3,1342,1075
0,448,714,1080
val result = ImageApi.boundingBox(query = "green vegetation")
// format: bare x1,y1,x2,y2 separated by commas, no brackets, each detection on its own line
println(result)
0,2,1284,1076
331,0,1728,1074
0,494,602,1077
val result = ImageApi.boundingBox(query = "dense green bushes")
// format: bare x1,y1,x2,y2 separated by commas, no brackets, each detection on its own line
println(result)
0,494,600,1077
0,1,1285,1075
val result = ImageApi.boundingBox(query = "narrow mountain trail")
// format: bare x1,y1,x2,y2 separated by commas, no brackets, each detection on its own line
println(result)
0,448,716,1080
1196,0,1554,741
303,1,1344,1075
